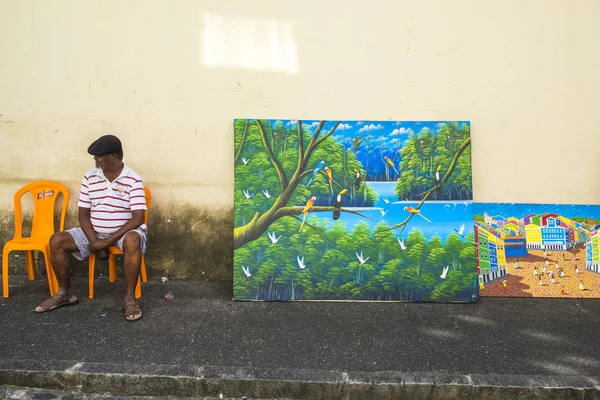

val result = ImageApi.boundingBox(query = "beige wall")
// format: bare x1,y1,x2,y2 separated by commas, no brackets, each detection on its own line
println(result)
1,0,599,209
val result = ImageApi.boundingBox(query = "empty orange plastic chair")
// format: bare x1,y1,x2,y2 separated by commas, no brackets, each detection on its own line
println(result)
88,187,151,299
2,181,70,298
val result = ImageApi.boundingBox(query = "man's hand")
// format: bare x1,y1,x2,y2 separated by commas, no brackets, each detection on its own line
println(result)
90,239,110,254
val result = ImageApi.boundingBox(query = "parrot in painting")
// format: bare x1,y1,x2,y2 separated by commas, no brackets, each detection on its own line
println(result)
306,161,325,187
299,196,317,232
353,169,362,191
324,166,333,195
384,156,400,176
404,206,432,223
435,165,442,195
351,134,368,154
333,189,348,220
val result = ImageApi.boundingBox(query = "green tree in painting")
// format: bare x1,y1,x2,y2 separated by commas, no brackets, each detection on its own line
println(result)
234,120,376,249
234,214,478,302
395,122,471,201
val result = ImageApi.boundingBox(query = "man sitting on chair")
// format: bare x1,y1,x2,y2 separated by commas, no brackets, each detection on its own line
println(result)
35,135,147,321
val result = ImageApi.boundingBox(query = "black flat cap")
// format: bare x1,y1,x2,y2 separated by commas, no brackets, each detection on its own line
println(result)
87,135,123,155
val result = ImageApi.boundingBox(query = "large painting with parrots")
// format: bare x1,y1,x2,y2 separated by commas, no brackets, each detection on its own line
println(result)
233,119,478,302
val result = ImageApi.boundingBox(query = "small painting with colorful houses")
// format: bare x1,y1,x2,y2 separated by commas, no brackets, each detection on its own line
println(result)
474,203,600,298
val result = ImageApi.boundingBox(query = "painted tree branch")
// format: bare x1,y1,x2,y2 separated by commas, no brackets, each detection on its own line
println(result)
310,121,326,143
386,136,471,233
297,120,304,166
416,135,471,198
234,120,348,250
313,122,341,148
273,206,376,222
234,120,249,166
255,119,288,192
291,215,331,243
298,169,346,192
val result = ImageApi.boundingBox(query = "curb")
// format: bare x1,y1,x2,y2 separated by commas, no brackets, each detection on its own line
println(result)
1,359,599,399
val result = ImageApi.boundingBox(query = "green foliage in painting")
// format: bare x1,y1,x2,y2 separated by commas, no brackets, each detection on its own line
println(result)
233,219,478,302
394,122,471,201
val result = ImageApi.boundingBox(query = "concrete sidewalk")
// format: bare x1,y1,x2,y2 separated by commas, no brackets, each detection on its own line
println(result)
1,275,600,399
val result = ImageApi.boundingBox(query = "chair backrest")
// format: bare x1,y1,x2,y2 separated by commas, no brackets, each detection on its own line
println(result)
143,187,152,225
13,180,70,239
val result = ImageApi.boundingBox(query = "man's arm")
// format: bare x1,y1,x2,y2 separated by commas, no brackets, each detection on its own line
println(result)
78,207,98,243
89,210,145,252
79,206,109,257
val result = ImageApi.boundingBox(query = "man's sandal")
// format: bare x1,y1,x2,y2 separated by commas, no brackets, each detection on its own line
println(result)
124,300,143,322
35,294,79,313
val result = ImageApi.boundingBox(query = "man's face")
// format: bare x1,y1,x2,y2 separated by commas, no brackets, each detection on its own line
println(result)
93,154,113,169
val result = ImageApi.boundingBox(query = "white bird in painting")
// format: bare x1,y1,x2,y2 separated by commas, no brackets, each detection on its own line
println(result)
379,209,388,218
242,157,249,165
268,231,281,244
453,202,457,210
454,223,465,238
440,266,450,279
383,198,390,204
242,265,251,278
243,189,254,200
444,204,451,210
463,201,469,210
397,238,407,250
356,252,370,265
297,256,307,269
262,190,272,199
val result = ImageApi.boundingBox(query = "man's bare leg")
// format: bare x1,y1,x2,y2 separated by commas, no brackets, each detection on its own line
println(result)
35,232,79,312
122,232,143,321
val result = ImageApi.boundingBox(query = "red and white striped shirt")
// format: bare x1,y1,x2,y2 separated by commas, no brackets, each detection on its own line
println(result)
77,164,147,235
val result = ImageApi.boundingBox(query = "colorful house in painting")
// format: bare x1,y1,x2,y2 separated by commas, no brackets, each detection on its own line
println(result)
586,226,599,273
524,224,543,249
573,222,590,245
502,222,523,236
559,217,590,246
482,212,590,253
475,222,507,283
520,214,536,225
504,236,528,256
540,217,569,250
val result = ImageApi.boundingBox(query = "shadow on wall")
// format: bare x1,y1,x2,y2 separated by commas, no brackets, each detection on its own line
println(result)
0,205,234,281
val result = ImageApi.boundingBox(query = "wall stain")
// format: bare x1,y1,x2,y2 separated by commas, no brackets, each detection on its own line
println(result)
0,204,234,281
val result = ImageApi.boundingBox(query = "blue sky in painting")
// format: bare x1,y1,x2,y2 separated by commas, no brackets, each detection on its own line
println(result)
270,120,469,180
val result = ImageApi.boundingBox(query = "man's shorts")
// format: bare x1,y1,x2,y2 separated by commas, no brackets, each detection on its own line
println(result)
66,226,147,261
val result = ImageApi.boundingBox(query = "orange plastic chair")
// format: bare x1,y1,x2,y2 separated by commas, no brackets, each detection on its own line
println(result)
2,181,70,298
88,187,151,299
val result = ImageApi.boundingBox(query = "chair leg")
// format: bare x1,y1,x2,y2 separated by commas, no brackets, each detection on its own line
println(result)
25,250,36,281
2,249,10,298
42,249,57,296
89,254,96,299
134,274,141,299
108,254,117,282
140,255,148,283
